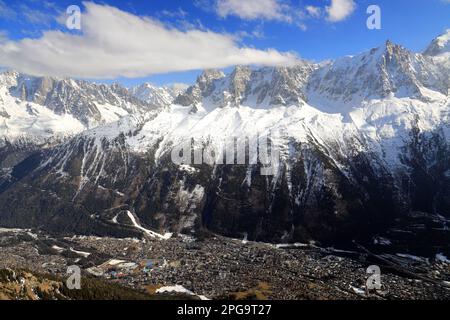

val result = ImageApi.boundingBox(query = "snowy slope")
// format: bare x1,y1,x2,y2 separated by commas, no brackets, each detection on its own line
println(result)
72,37,449,175
0,81,85,144
307,41,447,112
75,84,448,176
0,71,155,145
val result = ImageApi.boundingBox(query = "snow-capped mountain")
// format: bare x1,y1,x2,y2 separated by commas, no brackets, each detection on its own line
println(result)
0,32,449,251
424,29,450,84
175,63,315,109
131,82,188,107
0,71,155,145
424,29,450,57
307,40,448,109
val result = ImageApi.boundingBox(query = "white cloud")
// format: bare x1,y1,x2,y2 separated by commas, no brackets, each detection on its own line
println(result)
0,2,298,79
214,0,351,26
20,4,56,26
326,0,356,22
305,6,321,19
216,0,292,22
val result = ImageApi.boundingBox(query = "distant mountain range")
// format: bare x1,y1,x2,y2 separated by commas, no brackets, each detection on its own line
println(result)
0,30,449,253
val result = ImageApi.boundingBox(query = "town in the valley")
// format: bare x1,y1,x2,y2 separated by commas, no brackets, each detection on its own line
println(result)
1,228,449,300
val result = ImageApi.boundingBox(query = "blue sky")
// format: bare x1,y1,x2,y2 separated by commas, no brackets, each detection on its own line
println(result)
0,0,449,87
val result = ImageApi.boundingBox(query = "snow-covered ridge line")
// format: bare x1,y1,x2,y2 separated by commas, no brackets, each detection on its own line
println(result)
0,70,186,146
0,30,449,174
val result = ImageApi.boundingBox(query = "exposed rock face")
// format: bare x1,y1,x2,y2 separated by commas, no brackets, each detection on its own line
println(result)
175,69,226,107
307,41,447,107
130,83,188,107
176,63,314,109
0,33,449,251
0,71,155,148
10,74,153,127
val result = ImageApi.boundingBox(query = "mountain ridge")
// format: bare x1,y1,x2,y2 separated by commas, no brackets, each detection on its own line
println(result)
0,32,448,251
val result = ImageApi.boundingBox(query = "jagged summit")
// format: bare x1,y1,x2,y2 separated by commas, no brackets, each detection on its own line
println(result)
130,82,187,107
424,29,450,56
1,32,449,148
307,39,448,109
173,38,448,113
175,62,315,109
0,70,156,144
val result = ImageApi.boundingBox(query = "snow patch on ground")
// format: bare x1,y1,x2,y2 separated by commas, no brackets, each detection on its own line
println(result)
156,285,210,300
125,210,172,240
350,285,366,296
51,245,65,253
69,247,91,258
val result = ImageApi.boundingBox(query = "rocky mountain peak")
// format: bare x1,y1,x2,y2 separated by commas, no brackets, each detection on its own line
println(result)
174,69,225,107
130,82,186,107
307,39,448,105
228,66,252,106
197,69,226,83
175,62,315,109
0,70,19,87
0,71,154,133
424,29,450,56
